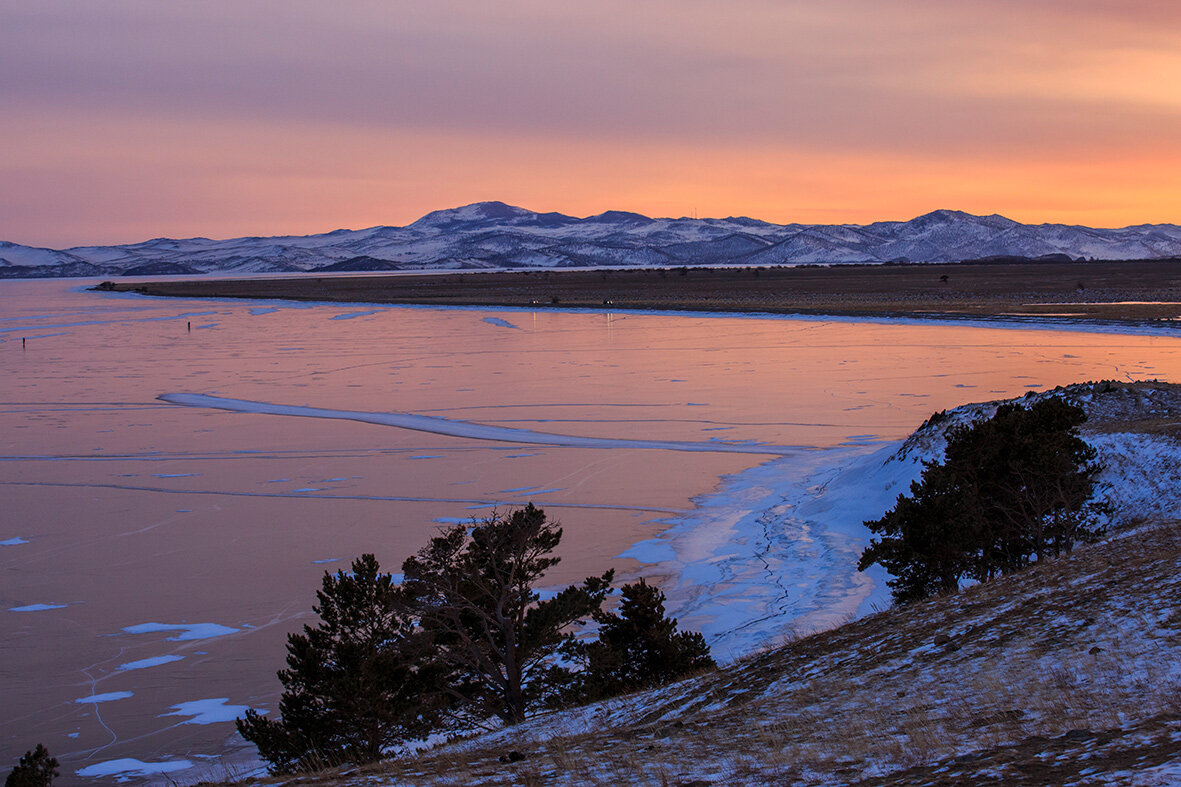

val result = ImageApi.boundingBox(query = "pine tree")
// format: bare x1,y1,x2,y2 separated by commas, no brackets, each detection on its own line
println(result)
401,504,613,726
577,579,714,699
236,554,440,773
5,745,58,787
859,396,1105,604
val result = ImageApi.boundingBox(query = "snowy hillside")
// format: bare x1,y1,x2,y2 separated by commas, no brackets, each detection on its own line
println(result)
341,381,1181,786
3,203,1181,278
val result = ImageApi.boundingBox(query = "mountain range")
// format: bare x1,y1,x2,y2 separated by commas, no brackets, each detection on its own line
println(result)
3,202,1180,278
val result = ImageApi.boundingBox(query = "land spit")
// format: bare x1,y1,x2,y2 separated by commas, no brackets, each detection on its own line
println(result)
100,259,1181,324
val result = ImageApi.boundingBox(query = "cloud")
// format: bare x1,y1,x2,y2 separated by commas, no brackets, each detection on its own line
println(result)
2,0,1179,244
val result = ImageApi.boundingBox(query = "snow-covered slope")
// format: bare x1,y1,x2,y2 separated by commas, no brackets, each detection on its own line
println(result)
4,203,1181,278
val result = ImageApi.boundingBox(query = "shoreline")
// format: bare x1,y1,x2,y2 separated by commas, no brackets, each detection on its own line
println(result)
95,259,1181,326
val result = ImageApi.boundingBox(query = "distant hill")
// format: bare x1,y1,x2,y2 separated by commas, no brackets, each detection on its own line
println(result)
4,203,1181,278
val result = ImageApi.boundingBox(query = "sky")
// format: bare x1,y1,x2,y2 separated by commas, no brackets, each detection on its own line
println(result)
2,0,1180,247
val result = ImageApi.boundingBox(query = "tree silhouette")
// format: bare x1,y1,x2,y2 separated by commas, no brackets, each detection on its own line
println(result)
577,579,714,699
402,504,613,726
6,745,58,787
237,555,441,772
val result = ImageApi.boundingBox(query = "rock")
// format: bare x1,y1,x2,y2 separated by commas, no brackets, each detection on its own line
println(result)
498,750,527,763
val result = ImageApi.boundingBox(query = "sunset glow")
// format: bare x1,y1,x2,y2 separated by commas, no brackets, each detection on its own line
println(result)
3,0,1179,246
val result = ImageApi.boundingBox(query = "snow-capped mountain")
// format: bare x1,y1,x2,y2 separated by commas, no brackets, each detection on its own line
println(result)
3,203,1180,278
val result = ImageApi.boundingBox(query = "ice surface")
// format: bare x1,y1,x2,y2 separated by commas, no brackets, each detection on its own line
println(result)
1,537,29,546
482,317,520,329
116,655,184,671
121,622,239,641
9,603,67,612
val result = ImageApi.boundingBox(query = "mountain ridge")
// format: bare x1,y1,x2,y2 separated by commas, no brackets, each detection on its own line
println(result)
3,203,1181,278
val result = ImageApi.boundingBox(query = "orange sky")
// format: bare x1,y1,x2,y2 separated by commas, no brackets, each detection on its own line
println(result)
2,0,1180,247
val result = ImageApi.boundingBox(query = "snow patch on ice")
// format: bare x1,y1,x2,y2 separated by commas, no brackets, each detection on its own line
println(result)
9,603,67,612
160,698,256,725
75,691,134,703
330,309,381,320
116,655,184,671
482,316,520,329
1,537,29,546
121,622,239,641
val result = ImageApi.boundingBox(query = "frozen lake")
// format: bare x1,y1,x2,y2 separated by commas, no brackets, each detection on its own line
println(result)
3,278,1180,782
